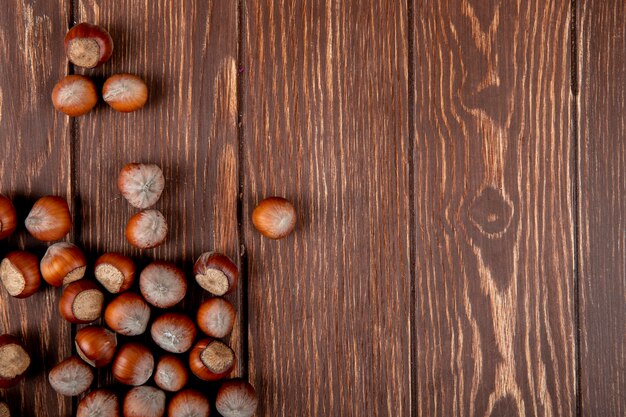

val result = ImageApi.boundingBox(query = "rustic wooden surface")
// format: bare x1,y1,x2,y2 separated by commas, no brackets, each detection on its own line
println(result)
578,1,626,415
0,0,625,416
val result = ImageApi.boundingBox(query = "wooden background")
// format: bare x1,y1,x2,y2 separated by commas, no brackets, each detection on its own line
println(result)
0,0,624,416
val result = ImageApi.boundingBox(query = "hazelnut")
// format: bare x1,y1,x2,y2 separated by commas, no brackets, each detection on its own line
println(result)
40,242,86,287
0,194,17,240
51,75,98,117
0,334,30,388
215,379,259,417
64,23,113,68
193,252,238,296
154,354,188,392
59,280,104,324
94,252,135,293
0,251,41,298
150,312,196,353
196,297,236,338
75,326,117,368
117,163,165,209
252,196,296,239
24,196,72,241
48,356,93,396
112,343,154,386
103,74,148,113
139,261,186,308
168,389,210,417
77,389,119,417
189,338,235,381
125,209,168,249
104,292,151,336
123,386,165,417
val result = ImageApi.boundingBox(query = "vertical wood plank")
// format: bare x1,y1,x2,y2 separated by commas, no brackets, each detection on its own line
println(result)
412,1,576,415
243,1,412,416
578,1,626,415
74,0,241,385
0,1,72,416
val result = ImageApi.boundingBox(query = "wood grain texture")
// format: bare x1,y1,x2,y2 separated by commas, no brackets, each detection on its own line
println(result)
0,1,73,416
578,1,626,415
242,1,412,416
73,0,242,395
412,1,576,415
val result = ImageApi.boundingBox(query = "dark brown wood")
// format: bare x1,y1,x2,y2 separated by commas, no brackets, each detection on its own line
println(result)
412,1,576,415
242,1,412,416
0,1,73,416
578,1,626,415
73,0,241,395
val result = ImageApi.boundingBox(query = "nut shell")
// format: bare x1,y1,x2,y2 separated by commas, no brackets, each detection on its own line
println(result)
25,196,72,241
252,196,296,239
123,386,165,417
168,389,210,417
196,297,236,338
94,252,135,293
0,194,17,240
59,280,104,324
216,379,259,417
0,251,41,298
150,312,196,353
117,163,165,209
40,242,86,287
154,355,188,392
51,75,98,117
103,74,148,112
75,326,117,368
77,389,119,417
189,338,235,381
0,334,30,389
193,252,238,296
125,209,168,249
48,356,93,396
112,343,154,386
105,292,151,336
139,261,187,308
64,23,113,68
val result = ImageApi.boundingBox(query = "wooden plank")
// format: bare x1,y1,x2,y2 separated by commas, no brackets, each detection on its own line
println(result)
0,1,72,416
412,1,576,415
578,1,626,415
74,0,241,390
243,1,411,416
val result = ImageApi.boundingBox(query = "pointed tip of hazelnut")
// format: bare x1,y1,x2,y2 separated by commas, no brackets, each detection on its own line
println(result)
51,75,98,117
252,196,296,239
123,386,166,417
126,209,168,249
168,389,210,417
103,74,148,113
118,163,165,209
24,196,72,241
48,356,94,396
77,389,119,417
216,379,258,417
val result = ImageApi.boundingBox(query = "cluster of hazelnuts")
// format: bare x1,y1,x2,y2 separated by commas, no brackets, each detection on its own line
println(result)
0,182,257,415
52,23,148,116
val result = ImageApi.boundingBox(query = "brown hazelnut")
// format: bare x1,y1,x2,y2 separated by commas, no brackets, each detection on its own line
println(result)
40,242,86,287
59,280,104,324
188,338,235,381
252,196,296,239
24,196,72,241
104,292,151,336
123,386,165,417
139,261,186,308
94,252,135,293
193,252,238,296
117,163,165,209
64,23,113,68
77,389,119,417
0,251,41,298
216,379,259,417
0,334,30,388
168,389,210,417
48,356,93,396
75,326,117,368
112,343,154,386
0,194,17,240
51,75,98,117
154,354,188,392
196,297,236,338
103,74,148,113
125,209,168,249
150,312,196,353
